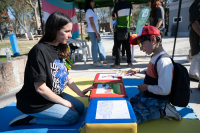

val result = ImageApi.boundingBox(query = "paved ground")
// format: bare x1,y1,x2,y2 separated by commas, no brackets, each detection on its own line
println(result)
1,33,200,119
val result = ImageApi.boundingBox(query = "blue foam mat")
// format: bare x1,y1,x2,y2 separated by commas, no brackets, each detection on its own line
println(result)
123,78,144,99
0,102,87,133
175,106,198,120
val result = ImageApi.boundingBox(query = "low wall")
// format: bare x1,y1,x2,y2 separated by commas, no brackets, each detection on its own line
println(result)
0,55,27,96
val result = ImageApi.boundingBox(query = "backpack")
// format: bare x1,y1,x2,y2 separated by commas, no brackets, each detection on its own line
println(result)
154,54,191,107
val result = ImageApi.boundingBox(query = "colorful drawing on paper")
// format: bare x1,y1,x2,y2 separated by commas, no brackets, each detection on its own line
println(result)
98,74,118,80
96,84,121,94
115,70,130,77
96,100,130,119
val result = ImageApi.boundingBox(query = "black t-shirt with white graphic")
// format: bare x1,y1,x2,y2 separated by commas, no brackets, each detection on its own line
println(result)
16,42,68,114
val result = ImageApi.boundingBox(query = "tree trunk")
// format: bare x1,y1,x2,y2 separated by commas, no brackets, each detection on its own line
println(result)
8,7,28,32
34,1,39,29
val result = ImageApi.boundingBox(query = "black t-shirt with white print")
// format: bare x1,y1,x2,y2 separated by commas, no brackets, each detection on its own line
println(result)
16,42,68,114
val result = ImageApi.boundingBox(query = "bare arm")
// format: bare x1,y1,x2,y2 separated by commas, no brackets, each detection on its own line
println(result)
67,75,92,97
89,17,99,39
156,19,163,29
34,81,75,111
191,20,200,36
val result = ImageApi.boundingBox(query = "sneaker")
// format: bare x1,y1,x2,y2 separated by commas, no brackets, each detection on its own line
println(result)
9,114,34,126
189,74,199,81
164,103,182,121
93,62,102,67
101,60,107,64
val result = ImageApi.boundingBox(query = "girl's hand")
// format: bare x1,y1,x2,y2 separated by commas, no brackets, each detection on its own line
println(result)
64,100,76,111
79,86,93,97
128,68,140,76
96,33,100,39
138,84,148,92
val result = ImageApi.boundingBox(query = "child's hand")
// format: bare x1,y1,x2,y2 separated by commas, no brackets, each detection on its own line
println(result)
128,68,140,76
79,86,93,97
138,84,148,92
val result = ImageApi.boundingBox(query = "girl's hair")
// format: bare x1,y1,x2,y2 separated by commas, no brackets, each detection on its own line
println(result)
39,12,72,59
85,0,94,12
150,0,162,18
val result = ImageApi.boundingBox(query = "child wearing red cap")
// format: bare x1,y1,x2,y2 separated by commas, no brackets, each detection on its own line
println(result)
128,26,182,124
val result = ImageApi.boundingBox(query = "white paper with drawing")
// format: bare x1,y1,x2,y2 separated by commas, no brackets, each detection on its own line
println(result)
95,100,130,119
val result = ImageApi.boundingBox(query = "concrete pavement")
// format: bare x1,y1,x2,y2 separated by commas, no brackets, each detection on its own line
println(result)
0,33,199,120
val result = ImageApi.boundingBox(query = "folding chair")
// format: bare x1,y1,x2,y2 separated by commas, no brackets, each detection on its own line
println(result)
68,38,90,65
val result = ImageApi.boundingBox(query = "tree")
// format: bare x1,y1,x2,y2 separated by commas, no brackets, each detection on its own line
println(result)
8,0,33,33
24,0,40,30
94,7,112,23
0,0,8,14
76,10,86,23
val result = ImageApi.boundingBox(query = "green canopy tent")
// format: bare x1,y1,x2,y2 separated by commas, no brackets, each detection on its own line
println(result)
63,0,148,10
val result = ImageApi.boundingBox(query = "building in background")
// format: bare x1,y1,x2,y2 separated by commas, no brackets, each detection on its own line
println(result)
168,0,193,37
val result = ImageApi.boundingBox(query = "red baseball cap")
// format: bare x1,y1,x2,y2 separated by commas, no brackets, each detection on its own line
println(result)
130,26,161,45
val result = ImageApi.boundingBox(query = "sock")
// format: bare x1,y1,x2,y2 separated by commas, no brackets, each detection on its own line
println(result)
159,108,166,116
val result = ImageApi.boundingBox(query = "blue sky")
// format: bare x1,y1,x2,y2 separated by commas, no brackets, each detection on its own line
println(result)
8,9,14,19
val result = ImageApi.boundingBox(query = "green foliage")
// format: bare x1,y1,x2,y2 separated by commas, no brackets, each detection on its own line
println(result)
0,0,8,14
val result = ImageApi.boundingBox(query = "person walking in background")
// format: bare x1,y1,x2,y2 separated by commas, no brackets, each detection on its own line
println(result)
111,0,132,68
9,12,92,126
188,0,200,89
85,0,106,67
149,0,165,37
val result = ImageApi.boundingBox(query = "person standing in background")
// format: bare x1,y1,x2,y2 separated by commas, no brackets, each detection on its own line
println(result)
37,27,42,35
111,0,132,68
85,0,107,67
188,0,200,89
111,0,127,60
149,0,165,37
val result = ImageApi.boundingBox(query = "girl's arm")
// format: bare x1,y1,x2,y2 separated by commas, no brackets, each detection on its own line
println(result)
34,81,76,111
191,20,200,36
67,75,92,97
156,19,163,29
89,17,100,39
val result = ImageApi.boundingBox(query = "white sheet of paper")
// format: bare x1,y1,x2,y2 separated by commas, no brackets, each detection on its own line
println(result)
95,100,130,119
98,74,118,80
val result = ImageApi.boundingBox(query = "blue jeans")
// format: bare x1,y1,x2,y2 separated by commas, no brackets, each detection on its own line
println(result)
28,93,84,125
88,32,106,62
129,92,168,124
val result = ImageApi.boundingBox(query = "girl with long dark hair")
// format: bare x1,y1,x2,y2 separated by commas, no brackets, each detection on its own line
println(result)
9,12,92,126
